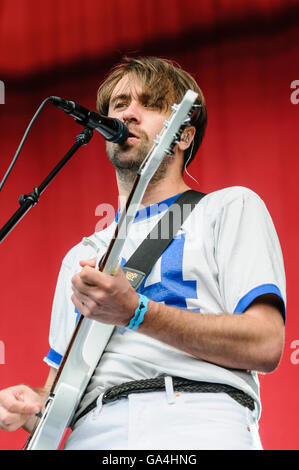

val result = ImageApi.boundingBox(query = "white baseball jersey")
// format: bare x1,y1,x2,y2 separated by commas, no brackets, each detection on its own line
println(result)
44,186,286,421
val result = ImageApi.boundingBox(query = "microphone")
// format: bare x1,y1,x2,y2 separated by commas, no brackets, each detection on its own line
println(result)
50,96,129,143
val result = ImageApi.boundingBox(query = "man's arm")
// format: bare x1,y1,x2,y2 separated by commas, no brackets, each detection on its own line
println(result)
140,294,285,373
71,261,285,374
0,366,57,433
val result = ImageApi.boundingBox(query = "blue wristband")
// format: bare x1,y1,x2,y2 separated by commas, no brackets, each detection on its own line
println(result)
126,294,149,331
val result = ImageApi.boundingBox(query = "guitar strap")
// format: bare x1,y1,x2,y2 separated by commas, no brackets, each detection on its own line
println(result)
122,189,206,290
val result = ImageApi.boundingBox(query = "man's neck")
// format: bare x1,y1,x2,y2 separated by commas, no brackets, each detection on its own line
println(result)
116,173,190,210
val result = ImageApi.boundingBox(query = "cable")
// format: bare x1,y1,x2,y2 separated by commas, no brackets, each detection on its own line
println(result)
183,140,201,188
0,97,53,192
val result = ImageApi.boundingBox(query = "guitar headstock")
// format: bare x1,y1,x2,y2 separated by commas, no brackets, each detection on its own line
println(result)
155,90,200,157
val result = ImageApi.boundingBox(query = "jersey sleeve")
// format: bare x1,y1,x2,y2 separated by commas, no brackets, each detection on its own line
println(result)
214,188,286,320
43,230,113,368
43,253,78,368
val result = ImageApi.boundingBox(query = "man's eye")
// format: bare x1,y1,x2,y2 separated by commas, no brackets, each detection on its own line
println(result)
114,102,126,109
143,99,163,110
144,102,158,109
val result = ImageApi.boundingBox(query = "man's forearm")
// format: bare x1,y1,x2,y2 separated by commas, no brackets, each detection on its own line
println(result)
138,296,285,373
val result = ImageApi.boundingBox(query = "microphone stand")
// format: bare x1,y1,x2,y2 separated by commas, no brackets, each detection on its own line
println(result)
0,127,93,243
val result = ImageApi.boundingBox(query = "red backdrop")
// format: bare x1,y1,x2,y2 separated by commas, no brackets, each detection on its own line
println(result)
0,0,298,450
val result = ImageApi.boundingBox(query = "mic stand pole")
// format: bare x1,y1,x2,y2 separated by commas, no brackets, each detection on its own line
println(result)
0,127,93,243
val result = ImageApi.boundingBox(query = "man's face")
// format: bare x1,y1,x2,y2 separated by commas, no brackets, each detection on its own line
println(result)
106,74,173,182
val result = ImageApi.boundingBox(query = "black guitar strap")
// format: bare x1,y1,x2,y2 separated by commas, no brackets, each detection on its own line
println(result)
123,190,206,290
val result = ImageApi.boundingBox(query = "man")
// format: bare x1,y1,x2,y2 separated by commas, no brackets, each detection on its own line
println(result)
0,57,285,450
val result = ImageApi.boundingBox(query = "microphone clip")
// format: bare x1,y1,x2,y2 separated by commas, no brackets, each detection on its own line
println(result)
76,127,93,145
19,186,40,206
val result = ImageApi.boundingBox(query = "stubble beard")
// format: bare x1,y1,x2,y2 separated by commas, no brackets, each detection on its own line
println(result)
106,134,172,187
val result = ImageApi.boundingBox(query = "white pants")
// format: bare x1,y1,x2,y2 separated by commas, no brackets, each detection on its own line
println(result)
65,389,263,450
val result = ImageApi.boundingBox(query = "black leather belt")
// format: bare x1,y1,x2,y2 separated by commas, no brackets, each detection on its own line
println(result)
73,376,255,427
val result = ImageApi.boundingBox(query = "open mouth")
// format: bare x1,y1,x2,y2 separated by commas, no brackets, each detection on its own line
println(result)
127,130,140,140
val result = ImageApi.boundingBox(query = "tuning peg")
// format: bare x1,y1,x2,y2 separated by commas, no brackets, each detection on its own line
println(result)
183,117,191,125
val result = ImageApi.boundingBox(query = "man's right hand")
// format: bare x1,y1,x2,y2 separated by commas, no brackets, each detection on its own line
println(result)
0,384,42,432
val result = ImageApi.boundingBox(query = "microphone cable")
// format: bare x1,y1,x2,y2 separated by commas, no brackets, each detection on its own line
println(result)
0,97,52,192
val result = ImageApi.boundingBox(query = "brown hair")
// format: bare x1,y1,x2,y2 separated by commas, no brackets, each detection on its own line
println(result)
96,56,207,167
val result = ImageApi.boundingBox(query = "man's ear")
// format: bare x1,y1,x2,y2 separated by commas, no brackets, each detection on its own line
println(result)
178,126,196,151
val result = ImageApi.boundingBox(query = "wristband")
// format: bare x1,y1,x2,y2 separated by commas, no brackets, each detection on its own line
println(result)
125,294,149,331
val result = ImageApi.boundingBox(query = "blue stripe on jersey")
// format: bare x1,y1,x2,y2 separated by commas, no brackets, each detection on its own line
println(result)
45,348,62,366
74,307,81,324
234,283,285,319
115,193,183,223
137,234,199,310
46,311,81,366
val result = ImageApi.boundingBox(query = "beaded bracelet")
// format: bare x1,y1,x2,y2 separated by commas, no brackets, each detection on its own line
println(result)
125,294,149,330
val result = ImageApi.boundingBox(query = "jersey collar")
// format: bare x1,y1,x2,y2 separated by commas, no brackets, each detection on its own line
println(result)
115,193,183,224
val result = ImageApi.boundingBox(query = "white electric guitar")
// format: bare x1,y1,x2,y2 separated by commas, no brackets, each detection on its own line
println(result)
24,89,199,450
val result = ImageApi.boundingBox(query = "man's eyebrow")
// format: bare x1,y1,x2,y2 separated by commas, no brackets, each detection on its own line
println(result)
109,91,164,109
109,93,130,107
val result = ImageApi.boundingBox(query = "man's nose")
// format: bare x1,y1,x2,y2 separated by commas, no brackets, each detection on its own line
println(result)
121,101,141,124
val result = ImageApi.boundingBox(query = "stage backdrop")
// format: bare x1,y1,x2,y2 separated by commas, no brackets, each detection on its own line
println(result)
0,0,298,450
